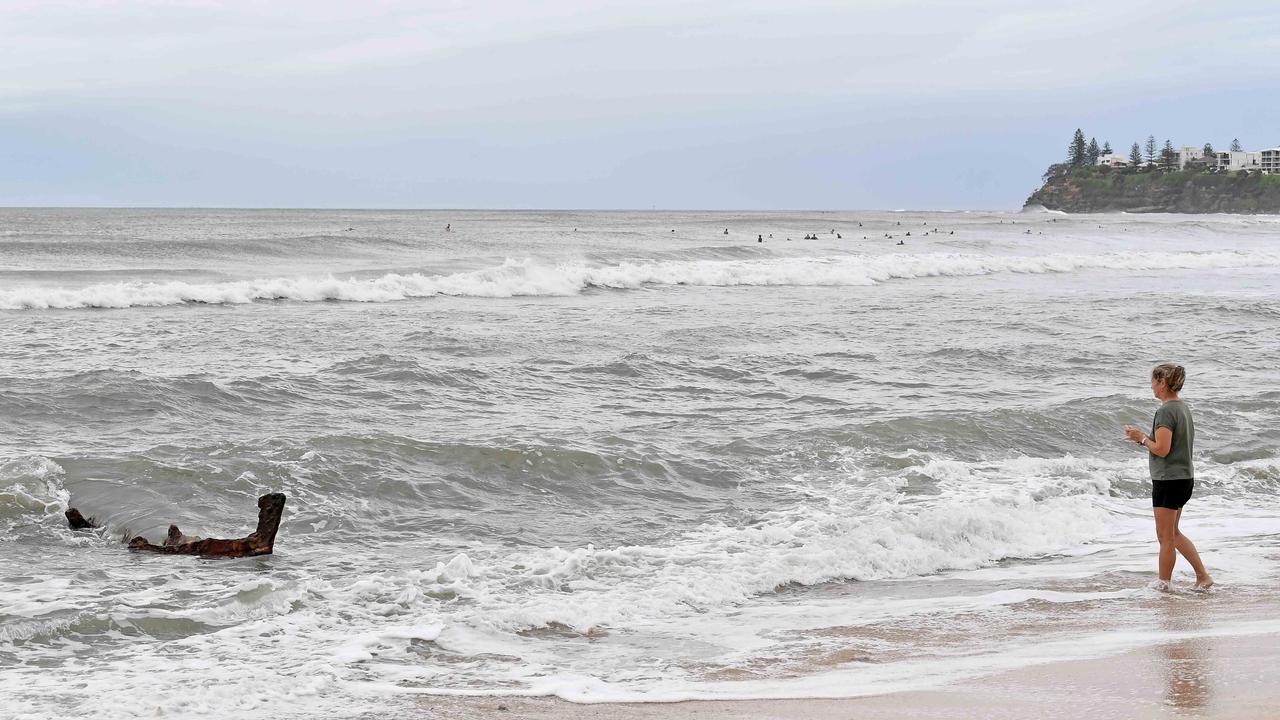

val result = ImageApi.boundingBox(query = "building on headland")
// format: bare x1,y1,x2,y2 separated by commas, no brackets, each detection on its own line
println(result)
1095,153,1129,168
1214,151,1262,172
1262,149,1280,174
1175,147,1204,169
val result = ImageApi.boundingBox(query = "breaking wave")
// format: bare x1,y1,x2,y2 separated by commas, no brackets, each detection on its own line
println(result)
4,250,1279,309
0,455,70,540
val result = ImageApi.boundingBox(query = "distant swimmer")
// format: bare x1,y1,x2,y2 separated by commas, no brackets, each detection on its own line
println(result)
769,234,773,238
836,233,842,239
445,223,451,231
950,230,954,234
724,228,729,234
758,234,763,242
896,240,905,245
344,227,354,231
905,231,911,236
858,222,863,227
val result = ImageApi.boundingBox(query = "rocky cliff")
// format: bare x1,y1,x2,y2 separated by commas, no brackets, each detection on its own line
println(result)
1024,164,1280,213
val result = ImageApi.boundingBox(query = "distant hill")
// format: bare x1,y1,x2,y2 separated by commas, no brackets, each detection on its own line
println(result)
1025,164,1280,213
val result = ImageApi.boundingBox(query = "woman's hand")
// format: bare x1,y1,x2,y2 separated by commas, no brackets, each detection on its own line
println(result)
1123,425,1146,444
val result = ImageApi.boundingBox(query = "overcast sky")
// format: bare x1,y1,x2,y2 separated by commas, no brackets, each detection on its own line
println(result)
2,0,1277,209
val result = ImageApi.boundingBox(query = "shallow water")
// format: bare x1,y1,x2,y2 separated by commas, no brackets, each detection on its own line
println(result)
2,209,1278,718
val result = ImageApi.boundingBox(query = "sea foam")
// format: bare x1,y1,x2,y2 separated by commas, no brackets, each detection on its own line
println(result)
3,250,1278,309
281,453,1134,650
0,455,69,520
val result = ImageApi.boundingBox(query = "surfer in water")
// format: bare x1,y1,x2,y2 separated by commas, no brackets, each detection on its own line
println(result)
1124,364,1213,592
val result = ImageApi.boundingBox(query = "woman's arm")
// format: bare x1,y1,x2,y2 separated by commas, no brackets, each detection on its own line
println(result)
1123,425,1173,457
1142,427,1173,458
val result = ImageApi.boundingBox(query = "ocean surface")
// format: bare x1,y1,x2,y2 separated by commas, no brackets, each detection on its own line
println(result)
2,208,1279,719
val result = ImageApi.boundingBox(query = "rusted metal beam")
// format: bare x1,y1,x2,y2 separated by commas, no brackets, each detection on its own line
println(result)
64,508,99,530
66,493,287,558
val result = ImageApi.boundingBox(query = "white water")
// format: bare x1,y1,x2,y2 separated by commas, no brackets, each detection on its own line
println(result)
4,249,1280,309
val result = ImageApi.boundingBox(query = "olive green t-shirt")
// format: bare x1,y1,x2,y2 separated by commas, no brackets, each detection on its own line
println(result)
1149,399,1194,481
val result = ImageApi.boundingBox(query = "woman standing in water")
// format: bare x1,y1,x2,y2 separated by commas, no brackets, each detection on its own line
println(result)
1124,364,1213,591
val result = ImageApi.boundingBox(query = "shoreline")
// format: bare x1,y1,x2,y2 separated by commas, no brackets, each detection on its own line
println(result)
403,631,1280,720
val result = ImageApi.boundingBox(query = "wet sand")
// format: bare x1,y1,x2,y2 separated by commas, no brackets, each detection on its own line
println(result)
404,631,1279,720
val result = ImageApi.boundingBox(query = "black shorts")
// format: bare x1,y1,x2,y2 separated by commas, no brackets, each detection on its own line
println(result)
1152,479,1194,510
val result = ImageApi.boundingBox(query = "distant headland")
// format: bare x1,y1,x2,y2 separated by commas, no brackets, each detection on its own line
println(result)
1024,130,1280,213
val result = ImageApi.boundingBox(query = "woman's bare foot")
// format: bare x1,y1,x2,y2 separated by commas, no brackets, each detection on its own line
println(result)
1194,575,1215,592
1152,579,1171,592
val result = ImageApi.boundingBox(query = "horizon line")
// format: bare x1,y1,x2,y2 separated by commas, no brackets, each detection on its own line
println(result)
0,205,1013,213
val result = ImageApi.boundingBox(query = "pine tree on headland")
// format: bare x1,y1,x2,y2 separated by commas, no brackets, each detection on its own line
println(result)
1231,138,1243,152
1203,142,1214,156
1102,141,1113,155
1161,139,1176,170
1145,135,1158,164
1068,129,1088,166
1087,137,1101,166
1129,142,1143,170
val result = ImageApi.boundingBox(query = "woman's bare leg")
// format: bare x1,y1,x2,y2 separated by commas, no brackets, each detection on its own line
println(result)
1154,507,1179,585
1174,509,1213,588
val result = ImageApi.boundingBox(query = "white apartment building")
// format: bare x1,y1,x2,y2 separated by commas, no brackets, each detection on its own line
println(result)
1095,153,1129,168
1175,146,1204,168
1262,149,1280,174
1215,151,1262,171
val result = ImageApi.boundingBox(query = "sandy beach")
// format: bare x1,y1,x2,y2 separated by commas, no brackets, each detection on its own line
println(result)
408,631,1280,720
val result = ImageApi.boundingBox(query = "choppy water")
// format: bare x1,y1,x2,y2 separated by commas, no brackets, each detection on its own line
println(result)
2,208,1279,718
